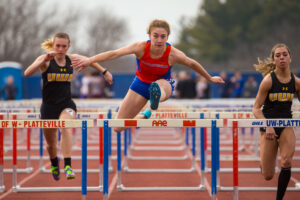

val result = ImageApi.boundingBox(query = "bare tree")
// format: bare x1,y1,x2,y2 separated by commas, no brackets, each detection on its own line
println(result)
0,0,80,68
0,0,132,72
84,8,128,53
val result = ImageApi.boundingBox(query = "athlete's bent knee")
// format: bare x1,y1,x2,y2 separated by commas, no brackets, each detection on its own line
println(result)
262,171,274,181
281,156,292,168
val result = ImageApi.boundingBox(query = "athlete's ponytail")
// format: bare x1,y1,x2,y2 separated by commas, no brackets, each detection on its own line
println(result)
254,43,291,77
41,32,70,52
254,57,276,77
41,39,53,52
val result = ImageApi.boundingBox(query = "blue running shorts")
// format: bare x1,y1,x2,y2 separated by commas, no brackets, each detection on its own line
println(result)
129,76,174,100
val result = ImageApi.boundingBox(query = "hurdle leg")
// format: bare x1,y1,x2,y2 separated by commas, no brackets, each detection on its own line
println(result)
185,128,189,156
12,125,19,192
26,128,33,172
117,131,123,191
81,121,87,200
99,123,103,188
232,121,239,200
39,128,44,171
200,127,205,189
103,121,109,200
0,118,5,192
191,127,196,171
123,130,128,171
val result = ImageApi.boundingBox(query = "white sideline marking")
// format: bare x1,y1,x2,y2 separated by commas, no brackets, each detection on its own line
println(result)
0,162,51,200
108,160,124,198
188,150,213,198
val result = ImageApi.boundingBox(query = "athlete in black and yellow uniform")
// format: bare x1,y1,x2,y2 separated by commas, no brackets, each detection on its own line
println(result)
25,32,113,181
41,55,77,119
253,43,300,200
261,71,295,138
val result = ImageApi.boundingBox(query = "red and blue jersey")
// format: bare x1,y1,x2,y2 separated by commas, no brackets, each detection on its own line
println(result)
136,40,172,83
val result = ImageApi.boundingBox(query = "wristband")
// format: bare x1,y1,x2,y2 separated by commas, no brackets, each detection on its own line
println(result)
102,69,108,75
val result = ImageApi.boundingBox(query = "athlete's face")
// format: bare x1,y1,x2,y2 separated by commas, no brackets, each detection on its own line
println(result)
273,47,291,69
149,27,168,49
53,37,70,58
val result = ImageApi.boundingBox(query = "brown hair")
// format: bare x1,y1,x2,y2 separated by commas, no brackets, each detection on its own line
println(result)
254,43,291,77
147,19,170,36
41,32,70,52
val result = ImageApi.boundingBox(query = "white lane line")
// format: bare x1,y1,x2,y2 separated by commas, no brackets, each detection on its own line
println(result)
0,162,51,200
108,160,124,199
188,150,212,198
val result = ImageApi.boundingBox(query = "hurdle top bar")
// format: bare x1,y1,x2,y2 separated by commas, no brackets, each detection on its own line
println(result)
0,120,94,129
6,111,300,120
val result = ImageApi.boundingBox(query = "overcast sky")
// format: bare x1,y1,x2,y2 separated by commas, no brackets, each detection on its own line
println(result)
59,0,203,45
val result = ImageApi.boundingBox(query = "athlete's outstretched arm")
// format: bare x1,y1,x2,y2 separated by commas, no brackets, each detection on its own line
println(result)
69,54,113,85
24,52,56,77
170,48,224,84
71,42,145,71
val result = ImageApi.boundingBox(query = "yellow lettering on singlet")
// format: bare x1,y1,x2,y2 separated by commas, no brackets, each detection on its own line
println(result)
55,74,61,81
67,74,73,82
47,73,56,82
64,74,70,81
269,93,277,101
59,74,66,81
290,93,294,102
269,93,294,102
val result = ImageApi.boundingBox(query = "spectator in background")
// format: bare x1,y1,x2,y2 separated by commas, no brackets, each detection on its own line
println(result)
231,70,244,98
219,71,233,98
0,76,18,100
71,72,81,98
80,69,92,98
104,80,114,98
176,70,196,98
89,71,105,98
243,76,258,98
171,71,179,98
196,75,210,99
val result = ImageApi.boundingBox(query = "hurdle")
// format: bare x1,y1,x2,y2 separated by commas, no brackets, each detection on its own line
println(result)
216,119,300,200
4,112,114,174
0,119,103,200
97,118,223,199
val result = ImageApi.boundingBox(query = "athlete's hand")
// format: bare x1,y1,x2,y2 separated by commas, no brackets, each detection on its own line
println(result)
265,127,278,140
71,56,91,72
104,71,113,85
210,76,225,84
44,51,57,62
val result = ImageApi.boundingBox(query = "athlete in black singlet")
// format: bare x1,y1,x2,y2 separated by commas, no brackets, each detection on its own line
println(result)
24,32,113,181
253,43,300,200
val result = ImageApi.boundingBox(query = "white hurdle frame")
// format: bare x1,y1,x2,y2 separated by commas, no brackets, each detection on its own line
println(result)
0,119,102,200
97,118,223,198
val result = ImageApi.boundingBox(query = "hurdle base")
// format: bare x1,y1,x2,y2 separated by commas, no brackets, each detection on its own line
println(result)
118,184,205,191
4,167,33,173
128,154,188,160
219,186,300,191
13,186,102,192
40,167,113,173
0,185,5,193
124,167,195,173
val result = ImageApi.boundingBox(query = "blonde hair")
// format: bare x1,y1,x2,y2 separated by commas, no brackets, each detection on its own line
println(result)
147,19,170,36
254,43,291,77
41,32,70,52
